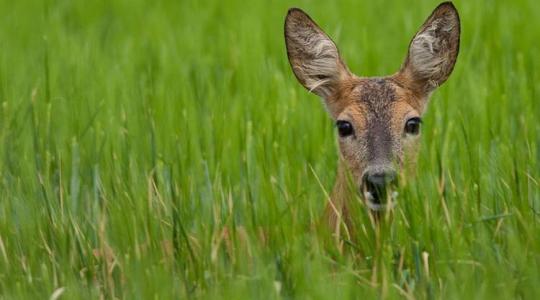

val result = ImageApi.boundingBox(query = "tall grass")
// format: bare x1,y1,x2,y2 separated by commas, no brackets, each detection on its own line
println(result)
0,0,539,298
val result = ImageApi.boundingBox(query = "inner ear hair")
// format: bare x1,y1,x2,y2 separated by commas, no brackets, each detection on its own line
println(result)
399,2,460,94
284,8,351,99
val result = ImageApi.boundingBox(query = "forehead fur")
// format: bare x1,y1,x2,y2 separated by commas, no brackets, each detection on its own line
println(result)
356,78,396,111
330,77,423,119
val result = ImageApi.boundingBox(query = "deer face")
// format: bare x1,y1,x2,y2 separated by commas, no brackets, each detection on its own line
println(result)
285,3,460,210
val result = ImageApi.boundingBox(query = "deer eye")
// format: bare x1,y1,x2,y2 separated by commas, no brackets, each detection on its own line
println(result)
336,120,354,137
405,117,421,135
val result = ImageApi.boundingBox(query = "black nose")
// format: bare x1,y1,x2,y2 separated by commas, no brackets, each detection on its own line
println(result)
362,168,397,206
363,170,397,187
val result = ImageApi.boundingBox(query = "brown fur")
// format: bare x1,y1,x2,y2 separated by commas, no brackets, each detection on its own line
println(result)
284,2,460,237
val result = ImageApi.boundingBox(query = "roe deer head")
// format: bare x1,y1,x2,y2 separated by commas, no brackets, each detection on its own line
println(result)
284,2,460,231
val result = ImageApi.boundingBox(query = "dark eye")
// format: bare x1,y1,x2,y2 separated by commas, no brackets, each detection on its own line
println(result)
336,120,354,137
405,117,421,135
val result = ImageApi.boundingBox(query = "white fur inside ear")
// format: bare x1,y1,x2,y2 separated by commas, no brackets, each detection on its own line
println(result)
409,19,454,87
303,39,339,95
288,25,343,98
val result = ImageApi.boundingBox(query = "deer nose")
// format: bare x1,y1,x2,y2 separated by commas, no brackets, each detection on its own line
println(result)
363,170,397,188
362,167,398,208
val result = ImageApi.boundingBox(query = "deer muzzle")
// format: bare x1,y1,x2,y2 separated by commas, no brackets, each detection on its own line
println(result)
361,167,398,211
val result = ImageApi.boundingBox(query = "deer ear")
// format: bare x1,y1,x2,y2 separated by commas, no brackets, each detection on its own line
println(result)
285,8,351,99
399,2,460,94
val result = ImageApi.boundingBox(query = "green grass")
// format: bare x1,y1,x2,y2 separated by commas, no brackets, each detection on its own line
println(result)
0,0,539,298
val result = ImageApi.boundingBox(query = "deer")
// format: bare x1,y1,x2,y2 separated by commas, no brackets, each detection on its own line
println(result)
284,2,460,237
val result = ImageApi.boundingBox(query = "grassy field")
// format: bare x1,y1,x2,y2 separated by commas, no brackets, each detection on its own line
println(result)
0,0,539,298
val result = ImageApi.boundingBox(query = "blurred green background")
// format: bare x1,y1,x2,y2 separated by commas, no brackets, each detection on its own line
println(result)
0,0,539,298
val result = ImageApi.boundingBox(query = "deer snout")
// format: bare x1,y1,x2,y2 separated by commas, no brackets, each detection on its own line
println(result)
361,166,397,210
363,170,397,187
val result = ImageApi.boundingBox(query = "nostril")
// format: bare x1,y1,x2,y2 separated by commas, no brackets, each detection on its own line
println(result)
364,171,397,187
366,173,385,186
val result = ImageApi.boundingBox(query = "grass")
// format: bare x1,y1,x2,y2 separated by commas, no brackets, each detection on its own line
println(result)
0,0,539,298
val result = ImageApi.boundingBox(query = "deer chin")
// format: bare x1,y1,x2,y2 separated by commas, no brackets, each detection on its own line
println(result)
363,189,398,212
